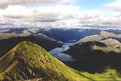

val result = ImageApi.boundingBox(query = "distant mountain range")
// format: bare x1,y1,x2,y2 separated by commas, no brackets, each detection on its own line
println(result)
1,27,121,43
79,31,121,43
0,28,101,42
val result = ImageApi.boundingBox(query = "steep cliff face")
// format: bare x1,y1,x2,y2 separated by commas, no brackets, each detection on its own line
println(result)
0,41,89,81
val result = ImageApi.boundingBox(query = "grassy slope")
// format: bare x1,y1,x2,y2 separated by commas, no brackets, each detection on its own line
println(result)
82,69,121,81
0,41,90,81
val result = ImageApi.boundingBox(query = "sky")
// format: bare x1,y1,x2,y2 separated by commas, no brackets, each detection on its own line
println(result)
0,0,121,28
77,0,114,9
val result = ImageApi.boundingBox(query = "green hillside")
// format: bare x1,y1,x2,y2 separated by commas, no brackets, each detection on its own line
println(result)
0,41,90,81
82,68,121,81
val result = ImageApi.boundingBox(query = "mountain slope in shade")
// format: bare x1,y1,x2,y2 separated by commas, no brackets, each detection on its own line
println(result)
0,35,63,58
64,38,121,73
0,41,89,81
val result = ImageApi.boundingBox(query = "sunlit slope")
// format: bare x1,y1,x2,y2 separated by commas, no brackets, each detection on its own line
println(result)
0,41,90,81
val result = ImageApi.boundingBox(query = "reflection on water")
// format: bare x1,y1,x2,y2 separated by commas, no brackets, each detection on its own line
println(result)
49,43,75,61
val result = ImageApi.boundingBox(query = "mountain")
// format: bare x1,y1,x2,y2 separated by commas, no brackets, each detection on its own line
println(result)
37,28,101,42
64,38,121,80
0,27,102,42
64,37,121,73
93,38,121,53
0,41,89,81
80,31,121,43
82,68,121,81
1,27,121,43
0,28,33,40
0,35,63,58
0,33,17,40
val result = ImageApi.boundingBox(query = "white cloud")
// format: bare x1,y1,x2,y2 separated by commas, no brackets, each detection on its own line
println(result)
2,5,33,17
0,0,74,8
106,0,121,11
77,10,121,27
0,1,121,28
0,5,81,26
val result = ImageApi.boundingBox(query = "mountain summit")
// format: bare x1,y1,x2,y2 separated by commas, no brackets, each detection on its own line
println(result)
0,41,89,81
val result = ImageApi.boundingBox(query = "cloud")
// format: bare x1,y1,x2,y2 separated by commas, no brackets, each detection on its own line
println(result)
77,10,121,27
106,0,121,11
0,0,74,8
0,5,80,26
0,2,121,28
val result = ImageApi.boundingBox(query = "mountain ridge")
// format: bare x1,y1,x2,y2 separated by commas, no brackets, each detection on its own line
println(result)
64,37,121,73
0,35,63,58
0,41,89,81
79,31,121,43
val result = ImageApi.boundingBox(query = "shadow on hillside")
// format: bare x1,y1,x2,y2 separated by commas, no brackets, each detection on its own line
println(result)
0,36,62,58
64,41,121,73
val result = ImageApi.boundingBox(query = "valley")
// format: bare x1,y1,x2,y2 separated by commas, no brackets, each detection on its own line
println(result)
0,0,121,80
1,28,121,81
